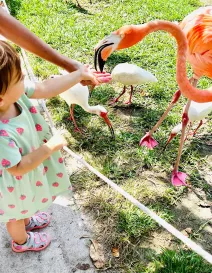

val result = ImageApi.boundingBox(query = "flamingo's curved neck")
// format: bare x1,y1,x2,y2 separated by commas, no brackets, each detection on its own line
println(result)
134,21,211,102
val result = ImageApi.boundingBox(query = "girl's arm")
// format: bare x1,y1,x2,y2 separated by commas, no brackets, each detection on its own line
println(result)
0,7,81,72
31,70,82,99
7,133,66,176
31,66,108,99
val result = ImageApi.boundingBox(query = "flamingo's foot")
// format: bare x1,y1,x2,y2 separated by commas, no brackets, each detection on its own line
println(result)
139,133,158,149
171,170,187,187
124,100,132,105
108,98,119,105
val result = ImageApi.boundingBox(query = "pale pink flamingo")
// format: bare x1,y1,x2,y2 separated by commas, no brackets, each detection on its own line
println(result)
94,6,212,186
164,101,212,149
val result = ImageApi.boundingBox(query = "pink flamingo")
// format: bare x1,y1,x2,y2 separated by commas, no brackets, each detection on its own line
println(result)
94,6,212,186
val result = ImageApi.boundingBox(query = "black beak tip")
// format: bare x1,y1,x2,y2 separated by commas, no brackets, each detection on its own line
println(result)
94,42,114,72
99,58,105,73
163,144,167,151
110,126,115,140
94,52,98,71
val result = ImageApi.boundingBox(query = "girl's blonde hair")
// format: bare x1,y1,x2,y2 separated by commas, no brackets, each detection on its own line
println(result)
0,41,22,95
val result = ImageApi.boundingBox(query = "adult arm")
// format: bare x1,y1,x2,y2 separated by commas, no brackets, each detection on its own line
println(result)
0,7,82,72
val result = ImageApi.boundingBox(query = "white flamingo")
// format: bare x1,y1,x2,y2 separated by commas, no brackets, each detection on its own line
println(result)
110,63,157,105
51,71,114,137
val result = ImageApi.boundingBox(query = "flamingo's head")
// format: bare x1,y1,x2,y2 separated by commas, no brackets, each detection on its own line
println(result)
94,25,146,72
96,106,115,139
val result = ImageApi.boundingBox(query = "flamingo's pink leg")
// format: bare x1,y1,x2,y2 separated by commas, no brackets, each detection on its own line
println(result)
140,89,181,149
184,122,192,142
172,100,191,186
172,78,198,186
140,77,196,149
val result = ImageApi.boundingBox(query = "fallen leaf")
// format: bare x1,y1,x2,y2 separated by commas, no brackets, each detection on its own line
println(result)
181,227,193,237
140,90,146,96
185,227,193,234
80,235,90,239
112,247,120,258
181,230,189,237
75,263,90,270
89,239,105,269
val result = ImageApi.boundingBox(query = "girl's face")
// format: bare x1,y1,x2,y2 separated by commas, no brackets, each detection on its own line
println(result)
0,73,25,109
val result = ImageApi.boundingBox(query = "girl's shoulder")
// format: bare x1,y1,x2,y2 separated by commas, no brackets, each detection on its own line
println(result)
17,79,36,109
24,79,36,98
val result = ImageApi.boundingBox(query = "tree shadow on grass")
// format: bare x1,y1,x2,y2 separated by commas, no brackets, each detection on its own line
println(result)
66,1,93,15
71,168,212,271
171,201,212,253
50,83,167,146
49,84,212,198
102,52,133,73
188,136,212,200
5,0,22,16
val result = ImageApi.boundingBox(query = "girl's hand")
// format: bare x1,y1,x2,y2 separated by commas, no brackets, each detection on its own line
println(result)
45,131,67,153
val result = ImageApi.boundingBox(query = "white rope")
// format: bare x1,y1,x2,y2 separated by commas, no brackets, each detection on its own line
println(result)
2,0,212,264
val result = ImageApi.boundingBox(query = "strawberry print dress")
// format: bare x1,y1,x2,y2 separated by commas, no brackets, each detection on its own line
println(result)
0,80,71,222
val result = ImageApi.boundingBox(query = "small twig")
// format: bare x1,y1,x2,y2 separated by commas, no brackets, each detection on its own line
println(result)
80,235,90,239
147,178,157,186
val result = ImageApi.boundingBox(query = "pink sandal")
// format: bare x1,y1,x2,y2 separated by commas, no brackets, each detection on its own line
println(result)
12,232,51,252
25,212,51,231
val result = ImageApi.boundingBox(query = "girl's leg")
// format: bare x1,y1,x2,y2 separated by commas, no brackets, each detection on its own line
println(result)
7,219,51,253
6,220,28,244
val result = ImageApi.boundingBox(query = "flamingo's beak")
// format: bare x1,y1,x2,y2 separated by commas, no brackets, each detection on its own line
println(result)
94,25,143,72
100,112,115,139
94,43,114,72
163,133,177,150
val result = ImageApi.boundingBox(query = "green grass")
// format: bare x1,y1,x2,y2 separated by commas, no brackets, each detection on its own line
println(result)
8,0,212,271
136,249,212,273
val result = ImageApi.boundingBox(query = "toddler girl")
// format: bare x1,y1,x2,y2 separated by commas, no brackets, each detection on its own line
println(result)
0,40,110,252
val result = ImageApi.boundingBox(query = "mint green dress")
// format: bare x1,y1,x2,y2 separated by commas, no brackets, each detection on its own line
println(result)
0,80,71,222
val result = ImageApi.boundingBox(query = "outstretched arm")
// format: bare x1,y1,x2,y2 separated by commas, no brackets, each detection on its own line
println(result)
32,66,111,99
0,7,81,72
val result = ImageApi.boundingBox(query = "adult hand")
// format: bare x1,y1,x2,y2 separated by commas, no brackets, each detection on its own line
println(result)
79,64,111,86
